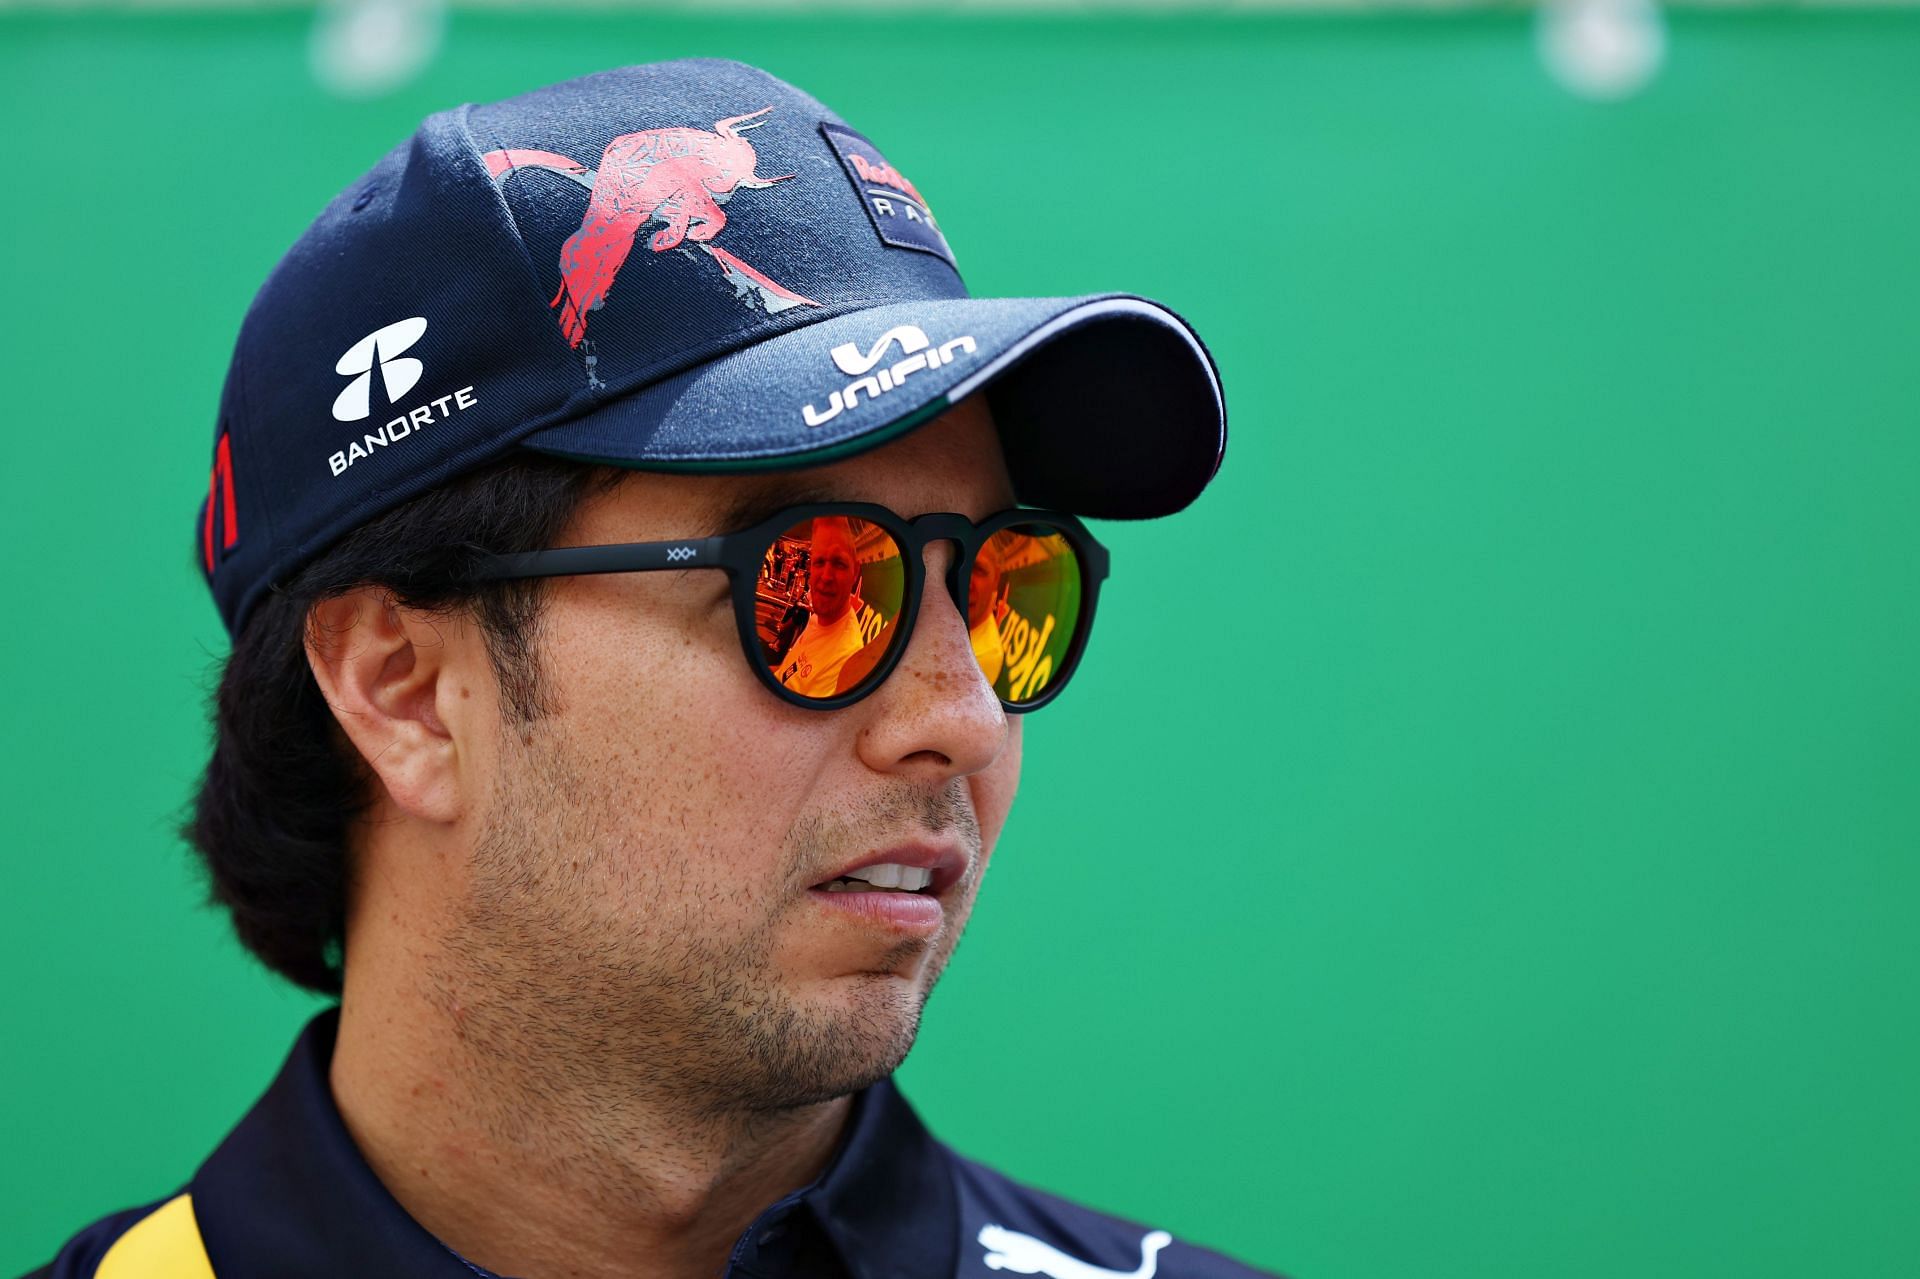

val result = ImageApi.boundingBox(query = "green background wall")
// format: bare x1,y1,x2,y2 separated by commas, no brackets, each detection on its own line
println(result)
3,10,1916,1277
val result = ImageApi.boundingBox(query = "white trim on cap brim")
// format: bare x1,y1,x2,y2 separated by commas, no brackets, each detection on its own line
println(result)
944,296,1226,466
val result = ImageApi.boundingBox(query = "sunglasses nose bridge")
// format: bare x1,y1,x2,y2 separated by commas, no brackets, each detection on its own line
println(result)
907,512,978,543
902,513,982,608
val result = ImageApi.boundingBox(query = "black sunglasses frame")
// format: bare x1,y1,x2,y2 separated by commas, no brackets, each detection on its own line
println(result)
469,503,1111,713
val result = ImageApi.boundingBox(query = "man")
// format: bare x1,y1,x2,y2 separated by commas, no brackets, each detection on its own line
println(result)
26,59,1269,1279
774,516,868,698
967,541,1010,690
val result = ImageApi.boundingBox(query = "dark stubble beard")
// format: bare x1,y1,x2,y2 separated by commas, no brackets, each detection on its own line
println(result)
429,705,983,1140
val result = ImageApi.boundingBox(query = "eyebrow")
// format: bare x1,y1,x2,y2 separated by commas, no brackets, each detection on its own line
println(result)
703,479,847,538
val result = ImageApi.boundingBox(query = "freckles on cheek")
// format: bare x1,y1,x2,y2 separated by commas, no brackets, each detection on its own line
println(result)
547,592,825,850
688,682,839,849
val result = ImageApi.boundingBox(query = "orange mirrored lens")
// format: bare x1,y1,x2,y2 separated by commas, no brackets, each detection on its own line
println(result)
754,515,908,701
969,525,1084,706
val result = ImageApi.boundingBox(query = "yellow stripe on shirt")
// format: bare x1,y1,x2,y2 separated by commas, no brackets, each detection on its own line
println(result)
95,1193,216,1279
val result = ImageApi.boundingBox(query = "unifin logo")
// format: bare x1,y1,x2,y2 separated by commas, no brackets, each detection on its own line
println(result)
830,325,934,376
802,325,976,427
333,317,429,422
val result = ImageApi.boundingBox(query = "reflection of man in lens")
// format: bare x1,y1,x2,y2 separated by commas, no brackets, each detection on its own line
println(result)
774,517,869,698
967,544,1008,689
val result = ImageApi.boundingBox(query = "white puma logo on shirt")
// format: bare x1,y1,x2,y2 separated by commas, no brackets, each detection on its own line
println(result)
979,1224,1174,1279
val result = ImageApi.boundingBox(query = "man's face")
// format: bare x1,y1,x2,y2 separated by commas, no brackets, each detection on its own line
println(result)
967,550,1001,630
436,396,1022,1111
806,517,859,625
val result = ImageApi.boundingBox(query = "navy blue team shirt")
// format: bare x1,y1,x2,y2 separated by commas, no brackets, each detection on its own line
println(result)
25,1007,1281,1278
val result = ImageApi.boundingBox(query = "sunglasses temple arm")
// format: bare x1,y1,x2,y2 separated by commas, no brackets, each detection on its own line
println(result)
473,536,730,581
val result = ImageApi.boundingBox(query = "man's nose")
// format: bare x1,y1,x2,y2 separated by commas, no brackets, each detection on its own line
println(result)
853,538,1007,780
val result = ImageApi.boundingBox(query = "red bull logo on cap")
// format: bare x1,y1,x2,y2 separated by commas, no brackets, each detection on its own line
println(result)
821,123,957,271
483,108,819,387
847,153,932,213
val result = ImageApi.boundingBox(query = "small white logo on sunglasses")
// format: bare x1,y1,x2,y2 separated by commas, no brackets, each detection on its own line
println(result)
801,323,975,427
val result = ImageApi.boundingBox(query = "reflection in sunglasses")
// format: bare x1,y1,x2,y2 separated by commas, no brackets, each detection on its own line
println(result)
752,516,1084,705
764,517,907,700
977,528,1080,705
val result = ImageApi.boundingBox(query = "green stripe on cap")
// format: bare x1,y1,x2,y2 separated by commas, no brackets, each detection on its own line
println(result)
526,396,954,475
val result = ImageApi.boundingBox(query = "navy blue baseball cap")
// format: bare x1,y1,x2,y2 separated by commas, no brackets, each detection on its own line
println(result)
196,58,1226,637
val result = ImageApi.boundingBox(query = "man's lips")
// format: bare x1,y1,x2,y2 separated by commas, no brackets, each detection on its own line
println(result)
807,885,944,930
808,842,967,896
805,842,968,933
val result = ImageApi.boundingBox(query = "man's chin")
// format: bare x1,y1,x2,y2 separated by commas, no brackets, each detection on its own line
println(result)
729,982,923,1111
816,968,927,1040
816,971,926,1055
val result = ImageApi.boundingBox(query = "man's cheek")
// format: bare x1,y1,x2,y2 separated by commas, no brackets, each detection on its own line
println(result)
971,723,1022,858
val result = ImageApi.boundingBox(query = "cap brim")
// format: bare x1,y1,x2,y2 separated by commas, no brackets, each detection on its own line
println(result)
517,293,1225,519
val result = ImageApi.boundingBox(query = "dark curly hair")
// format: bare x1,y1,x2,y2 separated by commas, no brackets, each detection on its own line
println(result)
183,453,627,995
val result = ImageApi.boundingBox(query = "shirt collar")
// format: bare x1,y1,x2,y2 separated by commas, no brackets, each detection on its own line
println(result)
191,1006,957,1279
802,1052,958,1279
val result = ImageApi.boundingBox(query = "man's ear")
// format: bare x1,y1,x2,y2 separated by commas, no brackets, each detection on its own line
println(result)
304,588,473,824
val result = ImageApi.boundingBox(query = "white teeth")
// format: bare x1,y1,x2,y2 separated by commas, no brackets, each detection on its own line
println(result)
834,863,935,891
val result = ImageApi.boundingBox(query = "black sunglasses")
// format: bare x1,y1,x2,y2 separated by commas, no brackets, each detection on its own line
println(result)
470,503,1110,712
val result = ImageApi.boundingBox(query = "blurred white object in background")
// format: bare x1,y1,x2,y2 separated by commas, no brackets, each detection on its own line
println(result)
310,0,447,99
1537,0,1667,101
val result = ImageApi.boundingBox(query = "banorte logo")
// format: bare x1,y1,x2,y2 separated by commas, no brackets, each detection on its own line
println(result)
483,108,820,389
326,316,480,478
332,317,428,422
